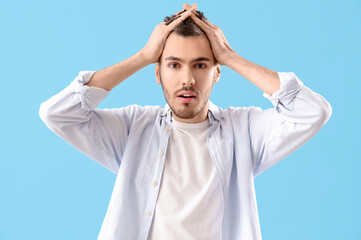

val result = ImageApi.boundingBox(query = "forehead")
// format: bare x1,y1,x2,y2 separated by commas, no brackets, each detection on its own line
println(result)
161,32,214,62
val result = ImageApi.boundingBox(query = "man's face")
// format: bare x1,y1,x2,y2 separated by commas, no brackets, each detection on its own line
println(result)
155,32,220,123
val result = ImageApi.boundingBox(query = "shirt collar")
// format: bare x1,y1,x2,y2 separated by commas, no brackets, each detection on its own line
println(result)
160,100,223,123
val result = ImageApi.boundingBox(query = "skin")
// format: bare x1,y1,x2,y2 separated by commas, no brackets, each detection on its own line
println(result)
154,32,221,123
85,3,280,123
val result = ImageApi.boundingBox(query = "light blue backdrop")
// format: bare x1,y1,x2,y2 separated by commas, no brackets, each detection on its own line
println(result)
1,0,360,239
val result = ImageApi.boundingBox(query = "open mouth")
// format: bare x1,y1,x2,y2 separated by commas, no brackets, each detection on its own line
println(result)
177,91,197,103
179,94,196,99
177,91,197,98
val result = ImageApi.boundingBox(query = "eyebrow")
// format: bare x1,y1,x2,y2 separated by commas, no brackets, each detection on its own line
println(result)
164,56,211,63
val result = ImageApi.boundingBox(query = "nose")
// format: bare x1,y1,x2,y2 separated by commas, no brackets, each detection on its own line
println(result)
182,69,195,86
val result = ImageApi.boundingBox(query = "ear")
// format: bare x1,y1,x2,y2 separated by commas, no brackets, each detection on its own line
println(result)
155,63,161,84
213,64,221,83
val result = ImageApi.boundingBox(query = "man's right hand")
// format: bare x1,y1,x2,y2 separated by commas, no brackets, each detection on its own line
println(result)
141,3,198,64
85,4,198,91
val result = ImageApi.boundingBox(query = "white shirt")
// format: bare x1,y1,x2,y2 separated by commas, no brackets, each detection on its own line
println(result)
148,117,223,240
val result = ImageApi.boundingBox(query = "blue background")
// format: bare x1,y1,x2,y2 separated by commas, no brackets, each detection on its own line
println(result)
1,0,360,239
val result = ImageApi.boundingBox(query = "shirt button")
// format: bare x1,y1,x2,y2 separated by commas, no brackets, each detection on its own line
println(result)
152,181,158,187
146,210,152,216
159,151,164,157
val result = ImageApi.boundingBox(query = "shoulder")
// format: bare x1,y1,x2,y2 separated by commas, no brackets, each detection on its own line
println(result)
212,103,263,120
114,104,164,118
122,104,163,113
96,104,163,123
225,105,262,114
117,104,164,120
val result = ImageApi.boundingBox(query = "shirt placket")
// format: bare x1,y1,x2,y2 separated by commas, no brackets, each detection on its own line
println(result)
137,116,173,240
205,115,227,240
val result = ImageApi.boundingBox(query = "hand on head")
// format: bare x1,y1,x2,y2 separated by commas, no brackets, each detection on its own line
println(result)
187,6,235,66
141,3,197,64
141,3,234,66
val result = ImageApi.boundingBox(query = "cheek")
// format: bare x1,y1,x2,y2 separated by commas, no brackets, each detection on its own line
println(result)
194,70,215,86
160,75,177,93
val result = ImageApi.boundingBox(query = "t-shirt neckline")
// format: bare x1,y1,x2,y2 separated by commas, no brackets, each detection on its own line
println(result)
172,116,210,129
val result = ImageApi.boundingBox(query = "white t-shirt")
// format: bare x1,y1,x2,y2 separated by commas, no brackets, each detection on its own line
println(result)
147,117,223,240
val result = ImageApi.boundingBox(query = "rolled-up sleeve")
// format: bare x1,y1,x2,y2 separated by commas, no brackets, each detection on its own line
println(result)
249,72,332,178
39,71,130,174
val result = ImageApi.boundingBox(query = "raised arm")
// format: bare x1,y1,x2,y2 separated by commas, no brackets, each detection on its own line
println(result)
189,10,280,95
189,8,332,177
39,4,199,174
85,4,198,91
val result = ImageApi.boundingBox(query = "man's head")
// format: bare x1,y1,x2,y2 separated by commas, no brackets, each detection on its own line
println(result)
155,10,221,123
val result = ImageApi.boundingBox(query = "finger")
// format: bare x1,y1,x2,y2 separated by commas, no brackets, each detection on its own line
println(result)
174,9,186,16
183,3,190,9
191,11,216,29
220,31,230,45
183,3,197,11
191,3,197,11
201,15,216,28
161,9,186,27
189,12,212,33
174,3,196,17
183,4,197,15
165,9,193,29
204,19,216,28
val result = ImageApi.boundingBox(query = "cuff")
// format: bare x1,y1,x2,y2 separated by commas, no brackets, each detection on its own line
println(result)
69,70,110,110
263,72,304,111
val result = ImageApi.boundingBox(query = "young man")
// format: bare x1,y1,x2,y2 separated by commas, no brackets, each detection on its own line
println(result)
39,3,332,240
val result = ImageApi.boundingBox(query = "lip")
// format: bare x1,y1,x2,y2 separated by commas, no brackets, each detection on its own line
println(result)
176,91,198,103
177,96,197,103
177,91,197,97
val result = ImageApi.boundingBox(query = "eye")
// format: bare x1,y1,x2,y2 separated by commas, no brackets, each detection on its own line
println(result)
169,63,180,68
195,63,206,69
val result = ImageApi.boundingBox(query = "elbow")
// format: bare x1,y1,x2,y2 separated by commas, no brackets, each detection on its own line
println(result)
314,99,332,129
39,101,52,126
323,100,332,123
39,101,58,129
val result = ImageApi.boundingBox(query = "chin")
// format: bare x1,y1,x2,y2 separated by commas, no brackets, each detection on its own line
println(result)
172,101,207,120
172,106,198,119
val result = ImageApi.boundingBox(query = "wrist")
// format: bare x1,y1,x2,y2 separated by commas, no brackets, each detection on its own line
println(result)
223,51,242,67
138,49,156,66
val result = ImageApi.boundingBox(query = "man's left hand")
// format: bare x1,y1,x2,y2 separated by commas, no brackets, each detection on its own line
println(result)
189,10,236,66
